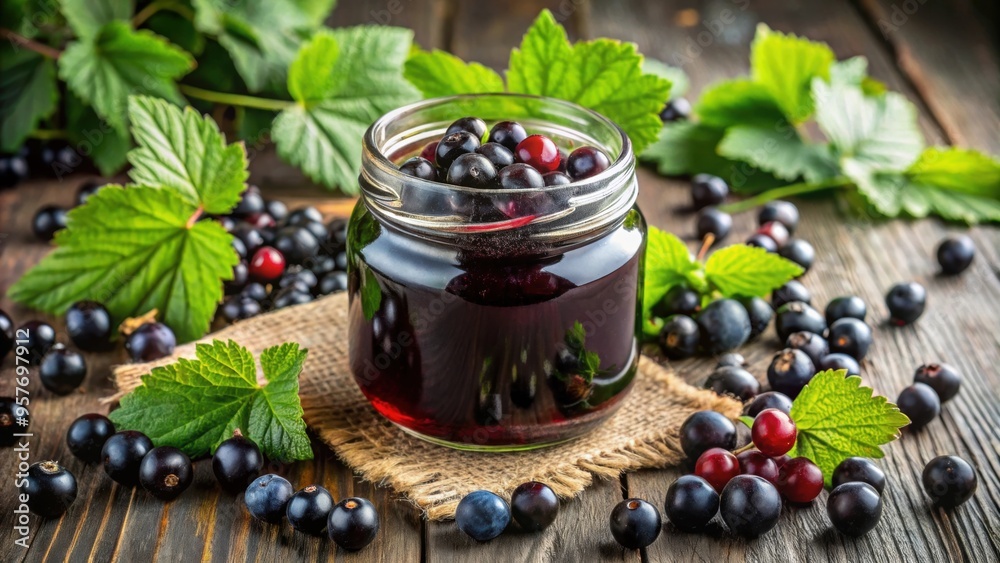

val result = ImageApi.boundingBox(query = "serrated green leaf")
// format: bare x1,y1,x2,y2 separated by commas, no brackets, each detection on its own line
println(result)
404,48,505,98
704,244,803,298
643,226,697,314
695,79,786,129
813,79,924,172
750,24,834,122
0,44,58,151
236,107,277,145
126,96,248,214
58,0,132,37
59,22,194,133
359,264,382,321
642,58,688,100
829,56,887,97
145,11,206,56
565,321,587,351
109,340,313,462
717,125,840,183
65,92,131,176
287,30,340,104
273,26,418,192
906,147,1000,197
8,186,238,342
789,370,909,486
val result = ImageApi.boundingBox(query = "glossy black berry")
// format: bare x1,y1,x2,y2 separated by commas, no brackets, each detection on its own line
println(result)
663,474,719,532
828,482,882,536
680,410,737,461
265,200,288,223
487,121,528,151
778,239,815,272
446,153,497,189
498,162,544,190
32,205,68,242
885,282,926,325
565,147,611,180
827,318,873,360
455,490,509,542
76,180,104,206
758,200,799,233
936,235,975,274
329,497,380,550
690,174,729,209
286,206,324,227
446,116,488,139
696,299,751,354
897,383,940,429
0,151,29,189
66,413,115,464
743,391,793,418
28,140,80,176
224,262,249,296
767,349,816,399
20,461,77,518
542,171,572,186
319,271,349,295
659,97,692,122
279,268,319,292
126,322,176,362
398,156,437,181
242,282,268,303
825,295,867,324
745,233,778,253
233,188,265,217
274,226,320,265
774,301,826,342
139,446,193,501
1,309,14,362
287,485,335,535
772,280,811,309
39,346,87,395
19,320,57,364
212,431,263,493
738,296,773,339
510,481,559,532
832,457,886,494
610,498,661,549
65,301,112,351
720,475,781,539
245,474,294,523
659,314,699,360
704,366,760,402
102,430,153,486
652,286,701,318
221,296,262,322
785,331,829,367
272,286,313,309
476,142,516,170
914,363,961,403
716,353,747,368
818,353,861,376
922,455,977,508
436,131,481,169
1,396,29,447
696,207,732,241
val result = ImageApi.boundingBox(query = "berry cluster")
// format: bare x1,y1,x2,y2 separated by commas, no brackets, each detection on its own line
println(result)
454,482,559,542
1,140,88,192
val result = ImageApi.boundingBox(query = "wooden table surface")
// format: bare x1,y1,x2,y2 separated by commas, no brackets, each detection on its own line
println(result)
3,0,999,561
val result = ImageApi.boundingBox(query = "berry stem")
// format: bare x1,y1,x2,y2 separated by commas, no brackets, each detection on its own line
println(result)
719,176,850,214
733,442,756,455
0,28,62,59
696,234,715,261
132,0,195,27
178,84,294,112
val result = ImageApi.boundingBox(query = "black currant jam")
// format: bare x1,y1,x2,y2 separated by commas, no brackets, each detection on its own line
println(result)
348,95,645,450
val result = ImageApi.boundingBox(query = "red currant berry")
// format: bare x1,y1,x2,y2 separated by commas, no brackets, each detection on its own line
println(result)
249,246,286,282
777,457,824,503
736,450,779,484
757,221,790,247
695,447,741,493
514,135,560,173
751,408,797,457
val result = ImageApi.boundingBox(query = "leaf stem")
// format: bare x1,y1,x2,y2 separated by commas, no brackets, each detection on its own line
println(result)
0,28,61,59
30,128,69,141
178,84,294,112
132,0,196,27
186,206,204,229
720,176,851,214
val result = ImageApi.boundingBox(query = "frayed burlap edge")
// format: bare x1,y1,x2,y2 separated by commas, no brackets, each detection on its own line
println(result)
110,292,741,520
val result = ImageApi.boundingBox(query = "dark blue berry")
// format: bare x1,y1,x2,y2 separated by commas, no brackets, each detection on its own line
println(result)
828,482,882,536
767,349,816,399
1,396,29,447
232,188,265,217
772,280,811,309
33,205,68,241
221,296,261,322
436,131,481,169
19,320,56,364
610,498,661,549
329,497,380,550
758,201,799,233
832,457,886,494
0,151,29,189
690,174,729,209
242,283,268,303
265,200,288,223
716,353,746,368
126,322,176,362
76,180,105,205
487,121,528,151
139,446,193,501
778,239,815,272
398,156,437,181
696,208,732,241
652,286,701,318
738,296,773,339
66,413,115,464
914,363,961,403
785,331,829,367
271,286,313,309
746,233,778,252
0,310,13,362
542,171,572,186
245,474,294,523
885,282,926,325
319,271,349,295
446,153,497,189
704,366,760,402
510,481,559,532
664,474,719,532
225,262,249,295
565,146,611,180
39,346,87,395
818,353,861,376
274,226,320,265
455,490,510,542
680,410,737,460
659,97,691,122
827,318,873,360
936,235,975,274
825,295,867,324
922,455,976,508
774,301,826,342
65,301,112,352
720,475,781,539
743,391,793,417
102,430,153,486
287,485,335,535
659,314,699,360
696,299,751,354
20,461,77,518
476,142,516,170
498,162,544,190
897,383,940,429
286,206,324,226
212,431,263,493
446,116,487,139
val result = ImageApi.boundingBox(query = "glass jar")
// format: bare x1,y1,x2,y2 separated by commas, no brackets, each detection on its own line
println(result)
347,94,645,451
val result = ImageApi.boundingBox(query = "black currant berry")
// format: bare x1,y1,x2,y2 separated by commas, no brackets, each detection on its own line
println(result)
774,301,826,342
758,201,799,233
446,116,488,139
664,474,719,532
542,171,572,186
139,446,193,501
32,205,68,242
319,271,349,295
659,97,692,122
680,410,737,461
232,187,265,217
778,239,815,272
772,280,812,309
696,207,732,241
436,131,481,169
785,331,829,367
398,156,437,181
510,481,559,532
690,174,729,209
66,413,115,463
1,396,29,447
659,314,699,360
885,282,926,325
565,147,611,180
716,353,747,368
498,162,544,190
914,363,961,403
825,295,867,324
767,348,816,399
476,142,516,170
272,286,313,309
922,455,977,508
832,457,886,494
818,353,861,376
743,391,793,418
286,206,324,227
936,235,975,275
827,482,882,536
126,322,176,362
0,151,29,189
266,200,289,223
1,309,14,362
102,430,154,486
66,301,112,351
20,461,77,518
287,485,335,535
221,296,261,322
696,299,751,354
704,366,760,402
738,296,773,339
76,180,104,205
609,498,661,549
720,475,781,539
446,153,498,189
274,226,320,265
245,474,294,523
329,497,380,550
39,346,87,395
652,285,701,318
487,121,528,151
19,320,57,365
897,383,940,429
213,430,264,493
746,233,778,253
827,318,873,360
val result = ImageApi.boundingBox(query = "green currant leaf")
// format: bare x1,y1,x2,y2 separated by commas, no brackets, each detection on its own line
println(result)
405,48,506,98
0,44,58,151
58,0,133,38
694,79,786,129
642,58,689,100
704,244,803,298
642,227,698,315
750,24,834,123
65,91,131,176
717,125,840,183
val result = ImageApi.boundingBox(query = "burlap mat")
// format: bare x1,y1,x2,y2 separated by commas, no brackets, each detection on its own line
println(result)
111,292,741,520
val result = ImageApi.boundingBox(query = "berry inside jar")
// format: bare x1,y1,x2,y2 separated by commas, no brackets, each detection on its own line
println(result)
348,97,645,450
